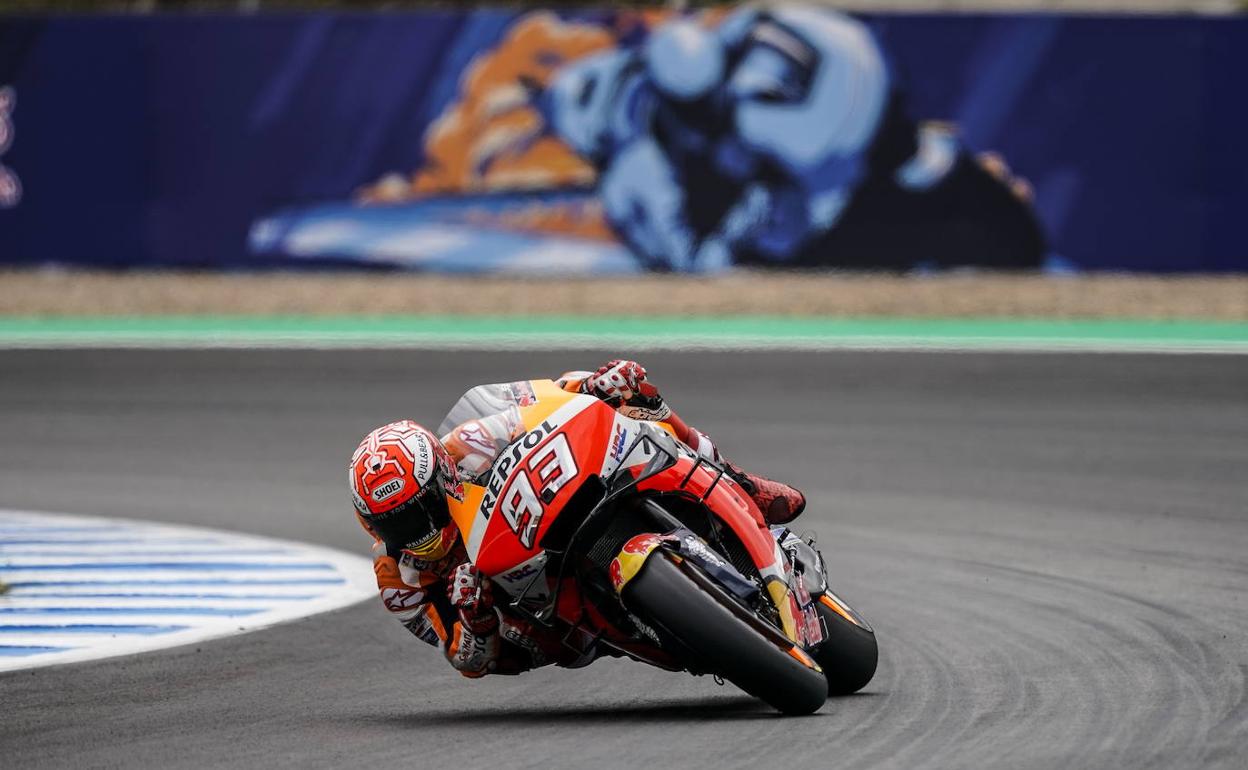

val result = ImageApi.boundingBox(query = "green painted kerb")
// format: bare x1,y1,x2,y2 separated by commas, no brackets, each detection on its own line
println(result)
0,316,1246,350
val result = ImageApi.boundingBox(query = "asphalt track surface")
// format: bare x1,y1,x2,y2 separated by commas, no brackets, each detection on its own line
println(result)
2,349,1246,768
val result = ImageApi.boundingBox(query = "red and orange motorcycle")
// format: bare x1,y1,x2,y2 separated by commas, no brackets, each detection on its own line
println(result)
443,379,877,715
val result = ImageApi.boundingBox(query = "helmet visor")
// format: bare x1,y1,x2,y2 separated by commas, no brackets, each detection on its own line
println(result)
365,482,449,553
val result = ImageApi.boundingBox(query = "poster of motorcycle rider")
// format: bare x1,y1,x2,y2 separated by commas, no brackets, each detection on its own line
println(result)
343,5,1048,273
2,7,1241,272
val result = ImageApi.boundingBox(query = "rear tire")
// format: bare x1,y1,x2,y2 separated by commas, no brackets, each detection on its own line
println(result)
623,551,828,715
812,594,878,695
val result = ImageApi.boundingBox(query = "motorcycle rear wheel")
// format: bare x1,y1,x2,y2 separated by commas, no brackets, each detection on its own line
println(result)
623,550,828,716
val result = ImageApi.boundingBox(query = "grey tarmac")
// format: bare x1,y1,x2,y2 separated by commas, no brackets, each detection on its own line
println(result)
1,349,1246,769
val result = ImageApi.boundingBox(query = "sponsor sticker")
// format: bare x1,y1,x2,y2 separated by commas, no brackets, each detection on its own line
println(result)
679,533,726,568
610,424,629,460
478,418,558,517
413,433,433,484
501,563,539,583
433,439,465,502
371,477,405,502
495,555,550,601
404,608,442,646
619,401,671,422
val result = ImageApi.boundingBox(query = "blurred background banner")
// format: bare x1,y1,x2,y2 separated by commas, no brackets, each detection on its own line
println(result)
0,7,1244,273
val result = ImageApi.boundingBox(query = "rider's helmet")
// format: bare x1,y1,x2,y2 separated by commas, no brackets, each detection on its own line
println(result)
349,420,464,561
644,19,725,103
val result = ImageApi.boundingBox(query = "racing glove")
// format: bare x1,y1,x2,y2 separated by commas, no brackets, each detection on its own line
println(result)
448,562,498,635
447,623,500,678
446,563,500,677
584,360,672,422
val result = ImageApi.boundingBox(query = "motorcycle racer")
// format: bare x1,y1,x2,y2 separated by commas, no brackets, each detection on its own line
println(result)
348,360,805,678
544,6,1044,271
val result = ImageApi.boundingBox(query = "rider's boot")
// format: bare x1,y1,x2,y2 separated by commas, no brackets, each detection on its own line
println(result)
725,463,806,525
681,424,806,525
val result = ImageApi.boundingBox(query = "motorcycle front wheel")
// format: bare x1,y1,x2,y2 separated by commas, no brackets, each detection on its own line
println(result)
622,550,828,716
811,591,878,695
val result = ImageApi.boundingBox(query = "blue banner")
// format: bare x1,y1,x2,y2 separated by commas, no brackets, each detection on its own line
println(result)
0,9,1244,272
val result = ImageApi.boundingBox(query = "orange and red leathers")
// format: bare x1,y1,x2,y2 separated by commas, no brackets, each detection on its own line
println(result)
371,538,556,676
372,531,594,676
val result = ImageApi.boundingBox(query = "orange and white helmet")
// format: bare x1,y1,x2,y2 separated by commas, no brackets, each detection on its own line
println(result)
349,420,464,561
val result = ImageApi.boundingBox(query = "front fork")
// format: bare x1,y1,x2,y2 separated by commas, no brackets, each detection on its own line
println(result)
775,526,874,639
773,527,830,648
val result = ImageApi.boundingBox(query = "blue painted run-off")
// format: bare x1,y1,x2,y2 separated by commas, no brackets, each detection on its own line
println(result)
0,509,371,671
4,579,347,587
1,562,337,571
0,607,267,616
0,625,190,634
0,645,71,656
19,593,320,601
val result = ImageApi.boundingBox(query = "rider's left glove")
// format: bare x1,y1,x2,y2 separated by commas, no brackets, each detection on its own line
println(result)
585,360,672,421
584,360,647,405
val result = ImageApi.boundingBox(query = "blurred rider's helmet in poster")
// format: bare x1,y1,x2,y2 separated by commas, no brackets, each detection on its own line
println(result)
644,19,725,103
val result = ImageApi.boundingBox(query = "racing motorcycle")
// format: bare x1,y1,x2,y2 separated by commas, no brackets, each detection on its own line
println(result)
442,379,877,715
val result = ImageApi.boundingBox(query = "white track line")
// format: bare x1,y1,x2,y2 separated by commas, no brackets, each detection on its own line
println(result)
0,509,374,672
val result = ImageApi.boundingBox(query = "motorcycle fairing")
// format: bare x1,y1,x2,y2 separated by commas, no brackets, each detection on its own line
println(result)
633,457,806,642
448,385,609,576
445,379,806,642
447,379,674,578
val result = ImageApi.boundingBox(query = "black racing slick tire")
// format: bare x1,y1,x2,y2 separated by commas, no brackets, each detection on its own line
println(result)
811,593,878,696
622,551,829,715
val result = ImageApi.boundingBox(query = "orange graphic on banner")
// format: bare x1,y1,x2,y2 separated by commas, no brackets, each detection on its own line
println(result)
356,10,723,241
359,12,615,204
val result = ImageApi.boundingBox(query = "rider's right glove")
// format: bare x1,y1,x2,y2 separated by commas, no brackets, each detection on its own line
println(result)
448,562,498,635
446,563,500,677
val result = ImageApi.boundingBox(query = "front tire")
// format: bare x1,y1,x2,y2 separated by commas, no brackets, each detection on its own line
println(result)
623,551,828,715
811,593,878,695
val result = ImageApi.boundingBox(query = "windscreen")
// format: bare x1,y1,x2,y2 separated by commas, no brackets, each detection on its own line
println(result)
437,382,522,436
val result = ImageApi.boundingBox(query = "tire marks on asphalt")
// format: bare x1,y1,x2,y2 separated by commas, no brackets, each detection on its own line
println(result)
823,510,1248,769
